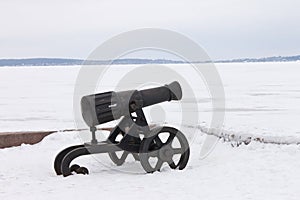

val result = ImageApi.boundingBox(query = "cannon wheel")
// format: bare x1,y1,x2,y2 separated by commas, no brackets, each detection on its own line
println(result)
139,126,190,173
108,131,139,166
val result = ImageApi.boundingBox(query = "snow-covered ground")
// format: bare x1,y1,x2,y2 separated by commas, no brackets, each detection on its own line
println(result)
1,131,300,200
0,62,300,199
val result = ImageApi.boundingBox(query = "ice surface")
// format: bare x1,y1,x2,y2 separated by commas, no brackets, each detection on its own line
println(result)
0,62,299,138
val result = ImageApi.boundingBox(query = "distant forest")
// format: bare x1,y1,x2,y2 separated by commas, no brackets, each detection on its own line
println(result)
0,55,299,66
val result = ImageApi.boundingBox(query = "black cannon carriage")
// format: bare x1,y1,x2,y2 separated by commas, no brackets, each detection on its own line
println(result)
54,81,190,176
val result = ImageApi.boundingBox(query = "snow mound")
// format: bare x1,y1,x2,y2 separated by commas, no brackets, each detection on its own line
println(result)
196,123,300,146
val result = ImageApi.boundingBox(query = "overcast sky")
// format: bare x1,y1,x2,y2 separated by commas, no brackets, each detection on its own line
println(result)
0,0,299,60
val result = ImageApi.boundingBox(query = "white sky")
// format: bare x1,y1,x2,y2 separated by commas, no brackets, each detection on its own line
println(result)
0,0,299,60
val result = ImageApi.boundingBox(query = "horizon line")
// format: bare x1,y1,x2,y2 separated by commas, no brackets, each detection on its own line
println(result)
0,53,299,62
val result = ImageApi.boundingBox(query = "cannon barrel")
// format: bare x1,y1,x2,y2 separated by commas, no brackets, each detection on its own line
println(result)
81,81,182,127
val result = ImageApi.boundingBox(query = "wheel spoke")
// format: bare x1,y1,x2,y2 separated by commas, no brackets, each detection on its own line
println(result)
155,136,164,147
168,159,177,169
148,149,158,157
120,151,129,161
173,148,184,154
155,159,164,170
131,153,140,161
165,134,175,145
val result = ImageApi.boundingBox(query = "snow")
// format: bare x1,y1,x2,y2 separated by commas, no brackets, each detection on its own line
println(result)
1,62,300,199
1,131,300,200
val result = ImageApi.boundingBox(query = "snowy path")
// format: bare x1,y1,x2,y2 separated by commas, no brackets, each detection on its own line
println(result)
1,132,300,200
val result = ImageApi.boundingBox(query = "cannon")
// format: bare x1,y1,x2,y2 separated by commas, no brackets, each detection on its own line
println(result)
54,81,190,176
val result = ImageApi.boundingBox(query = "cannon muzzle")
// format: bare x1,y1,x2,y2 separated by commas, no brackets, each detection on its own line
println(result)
81,81,182,127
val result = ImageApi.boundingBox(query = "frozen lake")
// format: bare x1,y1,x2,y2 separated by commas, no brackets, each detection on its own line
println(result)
1,62,300,200
0,62,299,139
